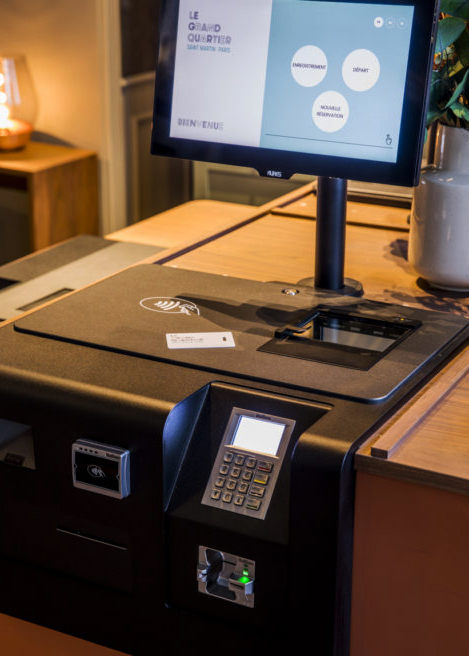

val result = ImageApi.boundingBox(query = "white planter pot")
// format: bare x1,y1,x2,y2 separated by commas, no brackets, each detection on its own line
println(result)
409,124,469,291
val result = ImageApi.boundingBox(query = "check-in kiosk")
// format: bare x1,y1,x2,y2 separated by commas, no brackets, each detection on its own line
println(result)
0,0,451,653
0,263,466,656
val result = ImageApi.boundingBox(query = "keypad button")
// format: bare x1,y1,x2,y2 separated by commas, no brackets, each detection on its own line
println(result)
227,479,237,491
238,482,249,494
211,489,222,500
230,466,241,478
222,492,233,503
234,454,245,466
250,485,266,498
234,495,245,506
242,470,253,482
246,497,262,511
258,461,273,473
246,457,257,468
219,464,230,475
215,477,226,488
253,472,270,485
223,452,234,463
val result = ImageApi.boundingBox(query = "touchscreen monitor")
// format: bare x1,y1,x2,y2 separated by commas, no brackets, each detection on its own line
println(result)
151,0,438,186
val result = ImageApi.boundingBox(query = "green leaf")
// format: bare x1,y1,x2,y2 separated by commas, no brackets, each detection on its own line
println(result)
429,73,454,109
439,109,460,127
436,16,467,52
449,101,469,121
427,108,444,127
440,0,469,20
454,28,469,67
444,68,469,108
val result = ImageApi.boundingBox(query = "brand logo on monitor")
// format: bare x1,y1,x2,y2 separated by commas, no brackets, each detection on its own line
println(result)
266,170,283,178
140,297,200,316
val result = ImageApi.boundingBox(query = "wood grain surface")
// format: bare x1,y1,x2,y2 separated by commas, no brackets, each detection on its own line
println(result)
0,141,96,175
0,613,126,656
0,141,99,251
350,472,469,656
170,208,469,318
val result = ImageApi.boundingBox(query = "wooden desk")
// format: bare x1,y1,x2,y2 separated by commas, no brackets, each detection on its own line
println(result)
0,184,467,654
0,141,99,251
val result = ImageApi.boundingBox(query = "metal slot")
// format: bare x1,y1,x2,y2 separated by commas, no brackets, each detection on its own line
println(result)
197,546,255,608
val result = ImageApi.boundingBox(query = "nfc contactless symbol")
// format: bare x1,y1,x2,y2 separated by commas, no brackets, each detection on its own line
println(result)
87,464,106,479
140,297,200,316
291,45,327,87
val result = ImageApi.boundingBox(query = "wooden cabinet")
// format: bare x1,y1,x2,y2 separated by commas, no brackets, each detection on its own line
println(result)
0,141,99,253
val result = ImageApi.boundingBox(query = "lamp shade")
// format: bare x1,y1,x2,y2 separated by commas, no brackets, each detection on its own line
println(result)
0,55,37,150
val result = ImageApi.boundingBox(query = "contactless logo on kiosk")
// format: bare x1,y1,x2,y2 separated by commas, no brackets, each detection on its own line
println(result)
87,464,106,479
140,297,200,316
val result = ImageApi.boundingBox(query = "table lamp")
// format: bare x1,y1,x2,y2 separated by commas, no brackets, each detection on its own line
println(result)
0,55,37,151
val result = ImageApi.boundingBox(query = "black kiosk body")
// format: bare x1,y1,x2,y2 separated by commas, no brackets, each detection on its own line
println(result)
0,265,467,656
0,1,457,655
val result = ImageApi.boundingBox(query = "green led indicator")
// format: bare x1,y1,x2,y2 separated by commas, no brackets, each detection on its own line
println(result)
238,567,251,584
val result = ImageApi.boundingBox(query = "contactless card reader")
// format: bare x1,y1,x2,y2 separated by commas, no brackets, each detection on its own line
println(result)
201,408,295,520
72,439,130,499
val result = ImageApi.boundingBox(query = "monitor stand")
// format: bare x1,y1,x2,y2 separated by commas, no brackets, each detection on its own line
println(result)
298,176,363,297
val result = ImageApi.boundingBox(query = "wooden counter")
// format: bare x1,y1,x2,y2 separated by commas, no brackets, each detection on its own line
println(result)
1,184,468,654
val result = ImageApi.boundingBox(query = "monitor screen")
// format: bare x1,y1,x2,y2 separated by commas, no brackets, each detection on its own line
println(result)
151,0,438,186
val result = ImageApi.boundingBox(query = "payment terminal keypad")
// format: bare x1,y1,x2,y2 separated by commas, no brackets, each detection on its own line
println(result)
201,408,295,520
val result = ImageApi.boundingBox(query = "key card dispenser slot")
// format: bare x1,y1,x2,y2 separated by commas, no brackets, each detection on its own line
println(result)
197,546,255,608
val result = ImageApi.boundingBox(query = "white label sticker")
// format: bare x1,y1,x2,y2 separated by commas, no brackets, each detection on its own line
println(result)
166,332,235,349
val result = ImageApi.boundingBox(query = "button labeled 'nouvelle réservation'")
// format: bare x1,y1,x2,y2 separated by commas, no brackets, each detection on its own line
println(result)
312,91,349,132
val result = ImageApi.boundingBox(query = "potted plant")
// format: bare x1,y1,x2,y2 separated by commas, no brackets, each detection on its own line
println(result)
408,0,469,290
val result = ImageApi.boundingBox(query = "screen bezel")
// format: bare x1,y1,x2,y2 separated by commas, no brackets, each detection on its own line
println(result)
151,0,438,187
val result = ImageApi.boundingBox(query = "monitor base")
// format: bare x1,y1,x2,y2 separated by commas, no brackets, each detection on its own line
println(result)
297,276,364,297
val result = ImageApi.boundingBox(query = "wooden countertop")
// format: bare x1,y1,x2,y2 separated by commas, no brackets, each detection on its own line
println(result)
355,342,469,494
0,141,96,175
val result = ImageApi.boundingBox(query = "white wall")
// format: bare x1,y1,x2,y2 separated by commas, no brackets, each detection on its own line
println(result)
0,0,102,150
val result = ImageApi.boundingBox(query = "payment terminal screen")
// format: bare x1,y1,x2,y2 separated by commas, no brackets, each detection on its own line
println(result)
231,416,285,456
170,0,414,164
